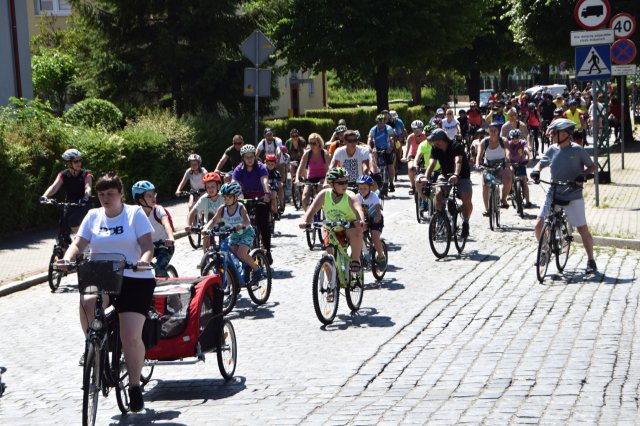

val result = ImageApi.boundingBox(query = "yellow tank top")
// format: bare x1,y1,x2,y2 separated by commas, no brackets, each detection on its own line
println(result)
324,190,357,223
565,109,582,130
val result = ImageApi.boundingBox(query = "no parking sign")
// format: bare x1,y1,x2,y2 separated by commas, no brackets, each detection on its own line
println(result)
611,39,637,65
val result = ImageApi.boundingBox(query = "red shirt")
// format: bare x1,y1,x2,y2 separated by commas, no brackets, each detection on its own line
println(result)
467,109,482,126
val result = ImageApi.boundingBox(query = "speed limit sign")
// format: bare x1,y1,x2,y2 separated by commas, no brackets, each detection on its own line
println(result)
610,13,636,39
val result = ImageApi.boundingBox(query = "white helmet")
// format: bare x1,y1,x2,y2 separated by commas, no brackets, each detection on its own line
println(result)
389,110,398,119
240,144,257,156
62,149,82,161
188,153,202,163
411,120,424,130
547,118,575,133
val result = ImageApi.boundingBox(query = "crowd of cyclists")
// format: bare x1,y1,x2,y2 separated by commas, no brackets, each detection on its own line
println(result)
36,82,610,413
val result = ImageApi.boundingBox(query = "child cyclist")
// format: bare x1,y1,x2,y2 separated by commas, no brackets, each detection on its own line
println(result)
299,167,365,272
174,153,207,210
201,182,264,283
506,129,533,208
355,175,386,267
131,180,175,277
264,154,284,216
186,172,224,252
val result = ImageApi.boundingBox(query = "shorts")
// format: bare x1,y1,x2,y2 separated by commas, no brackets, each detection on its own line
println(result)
65,204,91,229
228,226,256,247
514,165,527,176
538,194,587,228
456,178,473,197
375,148,395,167
368,217,384,232
305,177,324,184
111,276,156,315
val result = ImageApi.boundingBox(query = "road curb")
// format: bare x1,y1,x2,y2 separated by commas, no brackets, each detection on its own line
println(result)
574,234,640,251
0,230,190,297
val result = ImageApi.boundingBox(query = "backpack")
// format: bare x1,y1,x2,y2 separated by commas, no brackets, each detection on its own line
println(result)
154,205,175,232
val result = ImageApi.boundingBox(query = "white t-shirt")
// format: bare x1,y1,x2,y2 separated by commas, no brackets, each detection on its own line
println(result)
442,118,460,140
357,191,382,217
257,138,283,156
332,146,370,182
193,194,224,218
184,168,208,191
588,102,603,117
78,204,154,278
148,205,169,242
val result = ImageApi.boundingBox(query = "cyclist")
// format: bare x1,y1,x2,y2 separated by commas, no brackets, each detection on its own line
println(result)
403,120,427,195
469,128,487,165
187,172,224,254
63,173,155,412
429,108,446,126
414,125,441,210
486,101,507,127
256,128,283,161
477,122,512,215
530,118,598,274
368,114,396,192
40,149,93,237
563,99,587,146
202,182,264,282
442,109,461,141
500,108,528,140
506,129,533,208
132,180,175,277
458,109,470,142
299,167,365,272
285,128,307,184
389,110,407,170
328,119,347,143
295,133,329,211
265,154,284,215
328,125,347,155
231,144,273,264
424,129,473,238
174,153,207,209
329,130,371,185
356,175,385,267
526,102,541,155
467,101,483,133
214,135,245,181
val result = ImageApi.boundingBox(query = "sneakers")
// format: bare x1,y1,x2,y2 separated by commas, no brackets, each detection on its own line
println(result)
524,201,533,208
586,259,598,275
128,385,144,412
375,256,387,268
420,200,429,211
79,353,85,366
266,251,273,265
389,182,395,192
349,260,362,272
461,222,469,238
250,268,265,285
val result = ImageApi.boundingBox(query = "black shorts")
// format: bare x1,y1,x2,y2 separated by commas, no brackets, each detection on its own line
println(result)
368,217,384,232
111,276,156,315
65,204,91,229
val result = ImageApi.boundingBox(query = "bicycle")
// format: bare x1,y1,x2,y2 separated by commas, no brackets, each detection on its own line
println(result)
479,164,504,231
54,253,153,426
152,241,178,278
528,125,539,160
289,161,303,210
428,180,467,258
375,149,390,200
359,218,388,281
414,172,435,223
180,189,206,249
508,162,527,218
540,120,550,154
534,179,575,283
200,225,272,314
306,221,364,325
299,180,325,250
41,199,85,292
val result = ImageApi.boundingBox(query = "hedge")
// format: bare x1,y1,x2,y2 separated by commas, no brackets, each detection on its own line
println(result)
63,98,124,131
261,117,335,142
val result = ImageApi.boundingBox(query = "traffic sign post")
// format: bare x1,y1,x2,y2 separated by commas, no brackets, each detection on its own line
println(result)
611,39,637,65
574,0,611,30
570,29,614,46
575,44,612,81
610,12,636,39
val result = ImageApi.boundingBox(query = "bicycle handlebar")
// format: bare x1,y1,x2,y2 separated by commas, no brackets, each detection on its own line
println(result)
305,220,353,230
40,199,85,207
178,189,205,198
52,260,153,271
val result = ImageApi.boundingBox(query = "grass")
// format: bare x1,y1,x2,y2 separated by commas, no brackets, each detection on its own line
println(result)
327,86,437,107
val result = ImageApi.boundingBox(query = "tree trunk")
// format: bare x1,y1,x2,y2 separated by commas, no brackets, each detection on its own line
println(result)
466,68,481,103
540,63,550,85
499,67,510,92
374,62,390,112
168,0,182,116
411,77,422,106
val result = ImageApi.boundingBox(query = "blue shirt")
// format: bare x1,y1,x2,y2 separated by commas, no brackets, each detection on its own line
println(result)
369,124,394,150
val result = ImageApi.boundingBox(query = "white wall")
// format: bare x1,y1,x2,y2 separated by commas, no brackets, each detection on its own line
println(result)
0,0,33,105
266,70,326,119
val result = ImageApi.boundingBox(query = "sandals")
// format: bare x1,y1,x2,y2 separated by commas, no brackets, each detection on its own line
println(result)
500,200,509,209
349,260,362,272
409,187,416,195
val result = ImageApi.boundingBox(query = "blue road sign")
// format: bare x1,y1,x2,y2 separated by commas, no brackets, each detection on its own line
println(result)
575,44,611,81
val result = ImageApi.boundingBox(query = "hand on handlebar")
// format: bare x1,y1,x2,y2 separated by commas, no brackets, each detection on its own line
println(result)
448,175,459,185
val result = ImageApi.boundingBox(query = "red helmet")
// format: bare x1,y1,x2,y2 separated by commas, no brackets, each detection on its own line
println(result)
202,172,222,184
265,154,277,162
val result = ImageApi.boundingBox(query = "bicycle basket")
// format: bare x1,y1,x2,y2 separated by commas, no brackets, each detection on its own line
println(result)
77,253,126,295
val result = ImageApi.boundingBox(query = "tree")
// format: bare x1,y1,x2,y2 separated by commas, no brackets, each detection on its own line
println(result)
31,49,77,115
273,0,486,112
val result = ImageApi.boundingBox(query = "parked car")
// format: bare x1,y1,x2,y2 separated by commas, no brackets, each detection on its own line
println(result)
479,89,492,113
525,84,568,98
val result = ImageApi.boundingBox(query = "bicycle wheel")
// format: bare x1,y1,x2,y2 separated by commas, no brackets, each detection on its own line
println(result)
48,248,65,292
113,335,131,414
140,362,154,387
414,192,421,223
515,180,524,218
217,319,237,381
428,212,451,259
453,213,467,253
188,229,202,249
345,268,364,312
82,343,100,426
247,250,272,305
555,221,572,272
202,259,239,316
165,265,178,278
371,239,388,281
312,255,339,325
306,227,318,250
494,187,501,228
536,223,552,282
292,185,302,210
489,189,496,231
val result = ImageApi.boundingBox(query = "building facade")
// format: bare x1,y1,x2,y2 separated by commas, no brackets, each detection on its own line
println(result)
0,0,33,105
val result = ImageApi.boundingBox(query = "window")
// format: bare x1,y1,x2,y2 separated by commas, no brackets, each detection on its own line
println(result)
36,0,72,16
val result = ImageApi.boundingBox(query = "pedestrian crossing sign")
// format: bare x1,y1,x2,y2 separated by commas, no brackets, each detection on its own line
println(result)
575,44,611,81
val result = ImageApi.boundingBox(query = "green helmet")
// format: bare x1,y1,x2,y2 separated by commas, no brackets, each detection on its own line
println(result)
376,114,385,122
326,167,348,183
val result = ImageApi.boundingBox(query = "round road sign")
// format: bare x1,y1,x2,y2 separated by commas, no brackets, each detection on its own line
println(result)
611,39,637,65
574,0,611,30
610,13,636,39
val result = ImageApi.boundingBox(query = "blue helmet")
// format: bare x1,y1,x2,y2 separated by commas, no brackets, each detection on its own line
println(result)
356,175,374,185
132,180,155,199
220,182,243,196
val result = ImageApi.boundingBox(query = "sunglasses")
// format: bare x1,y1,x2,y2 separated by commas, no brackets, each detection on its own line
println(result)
233,142,243,145
309,142,318,146
346,139,358,143
333,180,348,185
72,159,83,164
446,113,453,116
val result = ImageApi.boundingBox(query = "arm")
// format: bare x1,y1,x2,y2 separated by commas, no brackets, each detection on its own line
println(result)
203,205,224,231
456,123,462,136
83,174,93,200
476,142,484,167
260,174,271,197
215,153,229,172
450,156,463,184
296,150,310,182
186,206,198,230
301,189,326,225
425,158,436,180
161,215,174,246
62,236,90,263
175,173,188,196
348,192,366,224
137,233,154,265
239,205,252,229
43,173,64,198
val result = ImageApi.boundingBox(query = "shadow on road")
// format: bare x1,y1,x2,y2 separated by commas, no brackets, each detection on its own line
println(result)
365,277,405,291
228,298,279,321
323,307,395,330
110,409,186,426
459,250,500,262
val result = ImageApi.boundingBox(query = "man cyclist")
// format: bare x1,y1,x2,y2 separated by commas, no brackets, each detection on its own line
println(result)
414,125,441,211
530,118,597,274
424,129,473,238
467,101,483,134
429,108,446,126
214,135,245,181
285,128,307,184
368,114,396,192
329,130,371,184
563,99,587,146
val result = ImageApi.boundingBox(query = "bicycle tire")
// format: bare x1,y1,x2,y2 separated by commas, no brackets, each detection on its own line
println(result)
345,269,364,312
113,333,130,414
312,255,339,325
217,319,237,381
494,187,501,228
165,265,178,278
188,230,202,249
428,212,451,259
414,192,421,223
82,343,100,426
536,223,552,282
371,239,388,281
292,185,302,210
306,227,318,250
48,249,65,292
489,189,495,231
555,220,572,272
453,213,467,253
140,362,154,386
202,259,239,316
515,180,524,218
247,250,272,305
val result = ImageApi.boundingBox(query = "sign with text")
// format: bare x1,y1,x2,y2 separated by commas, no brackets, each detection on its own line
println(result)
609,12,636,39
611,64,637,76
570,29,614,46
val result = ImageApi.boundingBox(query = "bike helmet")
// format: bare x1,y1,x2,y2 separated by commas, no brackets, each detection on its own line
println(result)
62,149,82,161
240,144,257,156
427,128,448,142
335,125,347,133
265,153,277,162
376,114,385,122
263,127,273,135
554,108,563,115
470,101,477,107
219,182,242,196
547,118,575,133
568,99,578,106
528,102,536,109
411,120,424,130
354,130,361,139
202,172,222,184
280,146,288,154
131,180,155,199
508,129,521,139
424,124,437,134
432,118,442,126
188,153,202,163
326,167,348,183
389,110,398,119
356,175,374,185
436,108,445,115
488,122,502,130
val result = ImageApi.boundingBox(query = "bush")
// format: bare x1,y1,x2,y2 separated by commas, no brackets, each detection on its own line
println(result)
261,117,335,142
64,98,123,131
31,49,77,115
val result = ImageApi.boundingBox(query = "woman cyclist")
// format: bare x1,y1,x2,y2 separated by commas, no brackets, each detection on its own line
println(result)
231,144,273,264
295,133,330,211
506,129,533,208
186,172,224,253
40,149,93,238
476,122,512,216
174,153,207,210
62,173,155,413
132,180,175,277
403,120,427,195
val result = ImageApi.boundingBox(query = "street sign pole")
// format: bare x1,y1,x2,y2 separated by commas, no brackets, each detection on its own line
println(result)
592,84,599,206
254,48,259,146
621,76,625,169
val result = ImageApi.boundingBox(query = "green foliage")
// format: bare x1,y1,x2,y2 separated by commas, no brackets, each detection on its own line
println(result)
63,98,123,131
31,49,77,115
262,118,335,142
